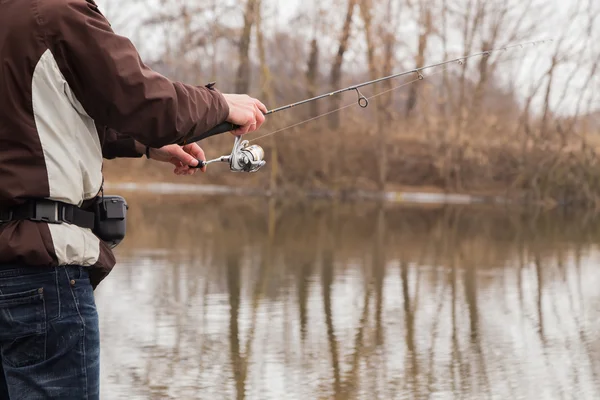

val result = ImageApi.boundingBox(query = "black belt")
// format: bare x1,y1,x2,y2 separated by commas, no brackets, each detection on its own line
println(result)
0,200,95,230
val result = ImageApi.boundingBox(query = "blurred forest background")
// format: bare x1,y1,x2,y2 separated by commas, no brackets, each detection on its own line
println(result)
97,0,600,206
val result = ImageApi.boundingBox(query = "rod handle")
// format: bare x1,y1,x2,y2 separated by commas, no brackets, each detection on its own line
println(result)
187,122,240,143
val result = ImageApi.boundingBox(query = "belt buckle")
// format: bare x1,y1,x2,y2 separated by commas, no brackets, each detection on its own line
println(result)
0,210,12,224
32,200,61,224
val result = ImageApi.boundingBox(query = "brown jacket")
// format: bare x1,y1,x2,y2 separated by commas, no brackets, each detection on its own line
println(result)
0,0,230,287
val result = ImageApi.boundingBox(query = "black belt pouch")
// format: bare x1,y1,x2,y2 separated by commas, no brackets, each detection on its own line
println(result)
92,195,128,249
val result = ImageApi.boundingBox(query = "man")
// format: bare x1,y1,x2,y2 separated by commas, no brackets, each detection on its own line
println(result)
0,0,266,398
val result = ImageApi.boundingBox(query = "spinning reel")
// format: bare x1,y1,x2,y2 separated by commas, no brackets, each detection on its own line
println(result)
195,135,266,173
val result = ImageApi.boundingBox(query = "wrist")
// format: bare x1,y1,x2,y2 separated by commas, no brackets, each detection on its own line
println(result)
145,146,151,160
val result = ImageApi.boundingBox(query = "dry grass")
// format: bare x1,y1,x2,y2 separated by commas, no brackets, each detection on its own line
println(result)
104,112,600,208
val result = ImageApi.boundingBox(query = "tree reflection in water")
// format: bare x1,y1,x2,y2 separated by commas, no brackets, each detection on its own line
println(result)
96,195,600,400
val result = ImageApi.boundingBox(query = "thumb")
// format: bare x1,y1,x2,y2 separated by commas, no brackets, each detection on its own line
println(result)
170,146,199,167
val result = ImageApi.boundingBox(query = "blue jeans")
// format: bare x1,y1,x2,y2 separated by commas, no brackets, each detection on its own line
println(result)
0,265,100,400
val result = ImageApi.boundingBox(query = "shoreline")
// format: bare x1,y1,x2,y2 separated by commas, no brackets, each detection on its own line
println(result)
105,181,524,207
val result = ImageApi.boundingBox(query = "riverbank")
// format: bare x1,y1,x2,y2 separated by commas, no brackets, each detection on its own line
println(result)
104,180,526,207
101,122,600,209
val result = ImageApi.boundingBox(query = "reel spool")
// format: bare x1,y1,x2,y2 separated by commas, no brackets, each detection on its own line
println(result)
230,140,266,173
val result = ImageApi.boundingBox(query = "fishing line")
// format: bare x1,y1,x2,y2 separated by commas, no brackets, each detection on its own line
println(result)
249,65,450,143
248,39,552,143
190,39,553,145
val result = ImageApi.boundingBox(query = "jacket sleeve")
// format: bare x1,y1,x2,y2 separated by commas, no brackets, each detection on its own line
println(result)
98,126,146,160
38,0,230,148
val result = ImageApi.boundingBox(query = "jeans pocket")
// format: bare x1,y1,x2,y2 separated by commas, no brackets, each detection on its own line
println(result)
69,266,91,286
0,288,47,368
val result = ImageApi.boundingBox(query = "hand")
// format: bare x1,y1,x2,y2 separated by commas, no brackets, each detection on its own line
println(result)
222,93,268,136
148,144,206,175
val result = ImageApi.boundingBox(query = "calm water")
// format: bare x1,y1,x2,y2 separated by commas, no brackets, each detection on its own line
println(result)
95,194,600,400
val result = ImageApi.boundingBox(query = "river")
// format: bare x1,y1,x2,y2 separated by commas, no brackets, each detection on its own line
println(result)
94,193,600,399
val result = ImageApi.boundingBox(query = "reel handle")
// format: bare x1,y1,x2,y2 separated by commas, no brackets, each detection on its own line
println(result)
186,121,240,143
192,160,207,169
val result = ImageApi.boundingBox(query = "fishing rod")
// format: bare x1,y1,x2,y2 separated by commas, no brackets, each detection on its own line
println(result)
189,39,552,173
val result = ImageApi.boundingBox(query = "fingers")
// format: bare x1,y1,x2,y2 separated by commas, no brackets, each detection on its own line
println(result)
254,104,266,130
233,124,251,136
173,160,191,176
174,163,199,175
184,143,206,173
169,145,199,168
255,99,268,114
184,143,205,162
169,144,208,175
232,105,264,136
222,93,268,136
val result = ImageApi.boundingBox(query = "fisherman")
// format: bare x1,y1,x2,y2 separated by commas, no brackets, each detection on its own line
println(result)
0,0,266,398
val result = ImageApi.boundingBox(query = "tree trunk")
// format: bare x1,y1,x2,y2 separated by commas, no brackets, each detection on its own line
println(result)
406,4,432,117
328,0,356,191
254,0,278,191
306,38,320,118
359,0,387,191
329,0,356,130
236,0,258,94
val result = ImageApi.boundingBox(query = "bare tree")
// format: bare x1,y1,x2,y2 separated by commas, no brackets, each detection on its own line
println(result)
406,1,434,117
306,39,320,118
236,0,259,93
99,0,600,206
329,0,357,130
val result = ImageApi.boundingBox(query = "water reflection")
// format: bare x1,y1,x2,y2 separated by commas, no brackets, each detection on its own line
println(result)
96,194,600,400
